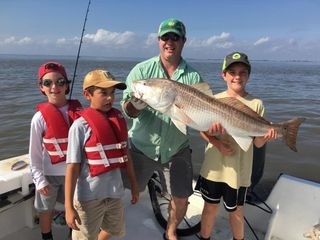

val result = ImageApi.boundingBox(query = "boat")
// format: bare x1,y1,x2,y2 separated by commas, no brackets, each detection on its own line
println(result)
1,154,320,240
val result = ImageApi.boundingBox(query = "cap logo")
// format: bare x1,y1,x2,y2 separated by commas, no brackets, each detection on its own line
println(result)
103,71,115,80
232,53,241,59
168,21,175,27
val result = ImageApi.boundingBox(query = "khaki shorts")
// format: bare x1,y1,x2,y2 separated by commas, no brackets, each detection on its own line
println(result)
72,198,125,240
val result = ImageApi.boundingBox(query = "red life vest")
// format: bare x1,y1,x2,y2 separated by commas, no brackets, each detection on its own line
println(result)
81,108,128,177
37,99,82,164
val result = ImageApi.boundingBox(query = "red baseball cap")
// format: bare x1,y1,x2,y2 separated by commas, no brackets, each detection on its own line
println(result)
38,62,68,80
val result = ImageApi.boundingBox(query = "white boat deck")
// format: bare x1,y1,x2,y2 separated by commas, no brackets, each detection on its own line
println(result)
0,189,265,240
2,155,320,240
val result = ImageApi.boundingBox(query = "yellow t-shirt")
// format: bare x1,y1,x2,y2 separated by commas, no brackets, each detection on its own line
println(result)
199,91,265,189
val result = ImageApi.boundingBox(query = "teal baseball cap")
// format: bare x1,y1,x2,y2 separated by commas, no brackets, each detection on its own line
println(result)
158,18,186,37
222,52,251,73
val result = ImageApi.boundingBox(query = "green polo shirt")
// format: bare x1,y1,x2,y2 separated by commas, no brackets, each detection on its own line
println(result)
121,56,203,163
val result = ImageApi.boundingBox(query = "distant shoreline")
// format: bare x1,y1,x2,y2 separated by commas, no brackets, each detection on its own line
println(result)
0,53,317,63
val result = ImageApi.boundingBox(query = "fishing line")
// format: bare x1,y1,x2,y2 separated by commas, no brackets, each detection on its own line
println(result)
69,0,92,100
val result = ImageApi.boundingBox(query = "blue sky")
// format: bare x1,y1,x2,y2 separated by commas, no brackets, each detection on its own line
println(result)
1,0,320,61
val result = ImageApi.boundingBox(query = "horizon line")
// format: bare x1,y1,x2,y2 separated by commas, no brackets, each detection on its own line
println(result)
0,53,316,63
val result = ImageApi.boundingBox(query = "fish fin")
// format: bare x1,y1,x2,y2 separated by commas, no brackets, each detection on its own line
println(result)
171,119,187,135
168,104,194,135
232,135,253,152
218,97,269,124
279,117,305,152
191,82,213,96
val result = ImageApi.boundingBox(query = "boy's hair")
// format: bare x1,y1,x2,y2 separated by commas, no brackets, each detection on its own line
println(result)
222,52,251,74
85,86,98,95
85,86,110,96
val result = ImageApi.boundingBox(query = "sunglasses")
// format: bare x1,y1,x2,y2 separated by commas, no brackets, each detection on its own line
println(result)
160,33,181,42
41,78,69,87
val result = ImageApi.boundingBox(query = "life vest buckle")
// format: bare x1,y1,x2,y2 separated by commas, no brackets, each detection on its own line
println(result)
96,143,110,167
52,138,64,158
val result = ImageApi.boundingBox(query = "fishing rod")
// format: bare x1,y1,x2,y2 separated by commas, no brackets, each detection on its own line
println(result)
69,0,92,99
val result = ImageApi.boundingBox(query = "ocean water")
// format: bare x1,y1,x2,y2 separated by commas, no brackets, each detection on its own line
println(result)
0,55,319,198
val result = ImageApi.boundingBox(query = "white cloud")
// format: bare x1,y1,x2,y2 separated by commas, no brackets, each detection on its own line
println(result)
56,37,80,45
254,37,270,46
216,42,234,49
187,32,231,48
18,37,32,44
205,32,230,45
84,28,135,45
145,33,158,46
1,36,32,45
1,31,320,61
56,38,67,44
3,36,15,44
288,38,298,46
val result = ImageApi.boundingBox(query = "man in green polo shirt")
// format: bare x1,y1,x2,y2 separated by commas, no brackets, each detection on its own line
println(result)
122,18,203,240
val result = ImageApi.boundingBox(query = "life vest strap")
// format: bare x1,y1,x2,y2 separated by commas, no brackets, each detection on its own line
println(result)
43,137,66,157
84,141,127,152
43,138,68,144
47,150,67,156
87,155,128,165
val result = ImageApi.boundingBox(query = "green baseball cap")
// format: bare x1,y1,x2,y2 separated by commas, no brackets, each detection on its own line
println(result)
158,18,186,37
222,52,251,73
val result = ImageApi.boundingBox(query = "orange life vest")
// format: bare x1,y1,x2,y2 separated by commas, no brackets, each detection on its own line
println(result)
81,108,128,177
37,99,82,164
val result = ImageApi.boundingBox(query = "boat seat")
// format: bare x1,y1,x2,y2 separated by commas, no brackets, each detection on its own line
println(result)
264,174,320,240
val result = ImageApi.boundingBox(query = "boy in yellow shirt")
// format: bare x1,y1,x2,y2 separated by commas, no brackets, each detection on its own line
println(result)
196,52,277,240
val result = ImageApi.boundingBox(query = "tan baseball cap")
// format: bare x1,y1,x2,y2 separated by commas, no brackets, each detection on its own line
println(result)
83,69,126,90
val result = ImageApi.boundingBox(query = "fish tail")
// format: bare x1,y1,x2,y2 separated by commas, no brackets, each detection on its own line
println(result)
281,118,305,152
